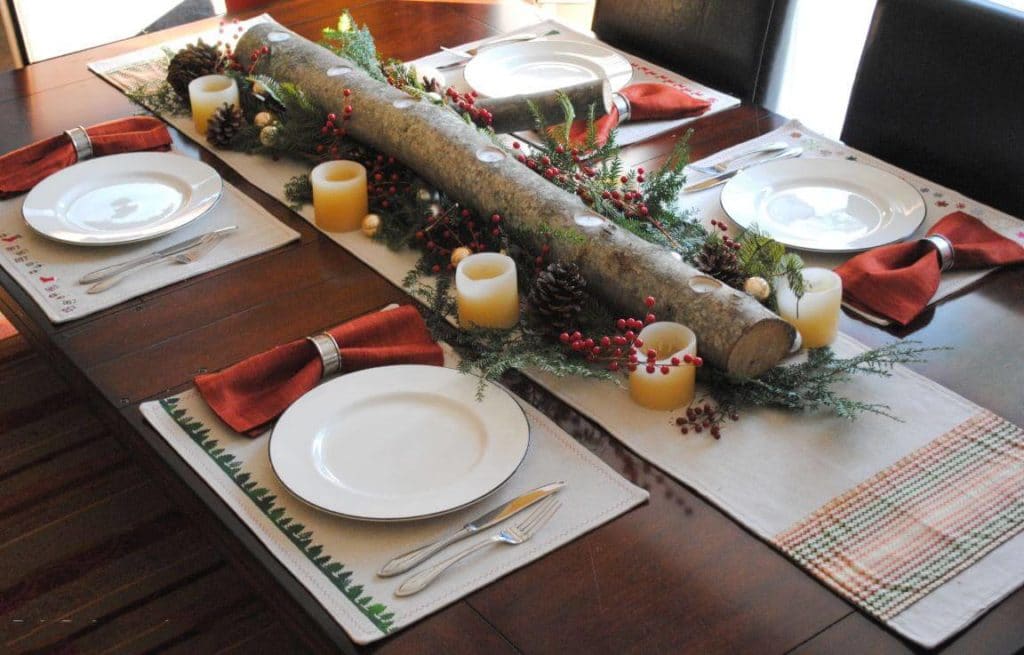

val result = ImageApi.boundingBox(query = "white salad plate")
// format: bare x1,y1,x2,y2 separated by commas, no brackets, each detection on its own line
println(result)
269,365,530,522
720,158,926,252
464,39,632,98
22,152,222,246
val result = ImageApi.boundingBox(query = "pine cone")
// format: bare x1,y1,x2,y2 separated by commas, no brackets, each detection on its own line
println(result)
529,262,588,332
206,103,244,148
167,40,223,101
694,240,745,289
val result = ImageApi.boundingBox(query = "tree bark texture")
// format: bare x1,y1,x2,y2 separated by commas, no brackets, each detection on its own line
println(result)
238,23,795,377
476,80,611,134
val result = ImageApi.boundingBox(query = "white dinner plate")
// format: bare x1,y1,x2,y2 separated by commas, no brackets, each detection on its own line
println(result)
720,159,926,252
269,365,530,521
464,39,633,98
22,152,222,246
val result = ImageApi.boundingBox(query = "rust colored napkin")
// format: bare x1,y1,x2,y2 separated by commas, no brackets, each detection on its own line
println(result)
568,83,712,147
0,117,172,198
836,212,1024,325
195,305,445,435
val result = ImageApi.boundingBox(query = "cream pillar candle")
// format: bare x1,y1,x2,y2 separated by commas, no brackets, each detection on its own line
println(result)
629,322,698,410
310,160,369,232
188,75,239,134
455,253,520,329
775,268,842,349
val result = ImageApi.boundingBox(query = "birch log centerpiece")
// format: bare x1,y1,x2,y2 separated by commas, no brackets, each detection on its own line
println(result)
237,23,795,377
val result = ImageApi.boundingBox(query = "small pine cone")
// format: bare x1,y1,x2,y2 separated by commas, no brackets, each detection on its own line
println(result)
206,103,244,148
528,262,588,332
167,40,223,101
694,240,746,289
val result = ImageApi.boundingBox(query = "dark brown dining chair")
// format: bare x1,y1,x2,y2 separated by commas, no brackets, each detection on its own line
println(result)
591,0,792,104
842,0,1024,218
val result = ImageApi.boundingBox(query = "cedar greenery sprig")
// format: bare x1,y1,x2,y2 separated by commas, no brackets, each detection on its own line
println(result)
700,341,946,420
320,11,385,82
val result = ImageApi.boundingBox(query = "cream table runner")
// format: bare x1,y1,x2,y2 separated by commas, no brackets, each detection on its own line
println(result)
0,175,299,323
93,18,1024,648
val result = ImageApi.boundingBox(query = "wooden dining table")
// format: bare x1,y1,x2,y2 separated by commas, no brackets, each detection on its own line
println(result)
1,1,1022,653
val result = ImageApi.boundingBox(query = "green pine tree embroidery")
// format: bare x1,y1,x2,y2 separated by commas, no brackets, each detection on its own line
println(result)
160,397,395,633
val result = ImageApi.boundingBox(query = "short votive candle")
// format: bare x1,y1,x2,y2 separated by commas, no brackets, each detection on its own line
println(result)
776,268,842,349
629,322,698,410
188,75,239,134
310,160,369,232
455,253,520,329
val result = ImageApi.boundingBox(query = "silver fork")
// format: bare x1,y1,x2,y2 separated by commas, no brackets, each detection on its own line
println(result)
86,232,224,294
394,497,561,596
172,231,226,264
689,141,790,175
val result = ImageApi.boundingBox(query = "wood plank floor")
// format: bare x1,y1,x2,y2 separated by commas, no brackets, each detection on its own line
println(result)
0,335,307,654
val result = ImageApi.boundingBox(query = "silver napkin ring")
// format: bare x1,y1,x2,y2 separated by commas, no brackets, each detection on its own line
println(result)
306,332,342,379
612,93,631,122
922,234,955,272
64,126,93,162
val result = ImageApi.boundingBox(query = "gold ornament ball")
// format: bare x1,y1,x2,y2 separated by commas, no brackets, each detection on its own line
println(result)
252,81,267,96
259,125,279,147
744,276,771,300
451,246,472,266
253,111,274,128
361,213,382,238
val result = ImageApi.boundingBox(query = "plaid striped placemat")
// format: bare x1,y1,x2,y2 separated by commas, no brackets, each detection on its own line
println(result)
777,410,1024,621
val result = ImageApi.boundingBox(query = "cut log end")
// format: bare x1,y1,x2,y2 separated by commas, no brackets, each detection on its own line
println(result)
726,319,797,378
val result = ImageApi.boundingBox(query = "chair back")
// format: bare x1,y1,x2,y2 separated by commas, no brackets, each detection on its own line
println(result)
842,0,1024,217
591,0,791,104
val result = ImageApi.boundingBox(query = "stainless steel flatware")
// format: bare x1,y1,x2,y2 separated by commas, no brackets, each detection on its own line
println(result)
377,481,565,578
78,225,238,285
689,141,790,176
394,497,561,596
681,147,803,194
85,227,236,294
173,230,228,264
436,30,560,70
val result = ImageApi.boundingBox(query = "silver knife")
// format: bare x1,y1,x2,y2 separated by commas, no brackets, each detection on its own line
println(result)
78,225,238,284
377,481,565,577
682,147,803,194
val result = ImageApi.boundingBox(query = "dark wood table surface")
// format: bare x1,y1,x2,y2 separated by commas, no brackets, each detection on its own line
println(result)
1,1,1022,653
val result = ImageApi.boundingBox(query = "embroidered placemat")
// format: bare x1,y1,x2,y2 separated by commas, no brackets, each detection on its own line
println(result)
92,19,1024,647
411,19,741,147
0,177,299,323
140,379,647,644
681,119,1024,324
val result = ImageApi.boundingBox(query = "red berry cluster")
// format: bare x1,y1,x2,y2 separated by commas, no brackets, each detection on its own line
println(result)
511,142,587,187
361,151,416,213
674,401,738,439
444,88,493,127
557,297,705,373
597,168,649,219
709,219,742,250
314,89,354,158
413,207,505,273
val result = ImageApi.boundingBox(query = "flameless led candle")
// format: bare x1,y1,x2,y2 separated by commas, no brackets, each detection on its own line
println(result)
188,75,239,134
629,322,698,410
775,268,842,349
455,253,520,329
310,160,369,232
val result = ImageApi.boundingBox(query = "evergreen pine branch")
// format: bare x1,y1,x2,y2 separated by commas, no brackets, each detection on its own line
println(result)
284,174,312,209
701,341,947,420
320,11,385,82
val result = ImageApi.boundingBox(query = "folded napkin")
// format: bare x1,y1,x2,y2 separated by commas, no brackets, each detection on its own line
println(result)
836,211,1024,325
195,305,444,434
568,83,712,147
0,116,172,198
